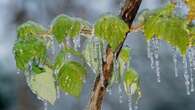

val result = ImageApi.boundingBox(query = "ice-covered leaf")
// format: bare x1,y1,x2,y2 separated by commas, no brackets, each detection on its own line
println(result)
17,21,47,40
54,47,83,71
119,47,131,62
57,61,86,97
51,14,81,43
95,15,129,50
29,66,56,104
82,38,103,74
185,0,195,21
13,38,47,71
189,26,195,46
144,4,189,55
32,64,45,74
123,68,141,97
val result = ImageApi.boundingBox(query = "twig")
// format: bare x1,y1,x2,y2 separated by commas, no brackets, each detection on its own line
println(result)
88,0,142,110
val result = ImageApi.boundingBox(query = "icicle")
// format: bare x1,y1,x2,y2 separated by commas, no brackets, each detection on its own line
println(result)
128,94,132,110
92,37,98,73
59,43,64,49
176,0,184,8
188,48,194,92
191,48,195,70
149,40,155,69
51,38,55,55
73,37,80,51
44,102,48,110
102,41,107,63
134,102,138,110
147,40,151,59
97,40,103,74
56,86,60,99
155,60,161,83
183,57,191,95
106,87,112,95
172,48,178,77
118,84,123,103
153,37,161,83
113,56,120,83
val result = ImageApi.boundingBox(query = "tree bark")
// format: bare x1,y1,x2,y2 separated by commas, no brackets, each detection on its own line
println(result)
88,0,142,110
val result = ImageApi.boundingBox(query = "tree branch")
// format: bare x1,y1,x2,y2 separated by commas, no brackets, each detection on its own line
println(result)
88,0,142,110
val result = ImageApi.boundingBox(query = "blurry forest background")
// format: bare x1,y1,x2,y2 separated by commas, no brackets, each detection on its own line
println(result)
0,0,194,110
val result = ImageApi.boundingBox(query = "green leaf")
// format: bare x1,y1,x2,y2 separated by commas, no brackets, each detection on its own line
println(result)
123,68,141,97
17,21,46,40
144,4,189,55
29,66,56,104
94,15,129,50
51,15,81,43
13,38,46,71
57,61,86,97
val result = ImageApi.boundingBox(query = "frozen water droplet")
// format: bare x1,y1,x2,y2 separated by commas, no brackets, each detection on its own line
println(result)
183,57,191,95
83,79,86,83
172,48,178,77
17,70,20,75
106,88,112,95
44,102,48,110
65,92,69,96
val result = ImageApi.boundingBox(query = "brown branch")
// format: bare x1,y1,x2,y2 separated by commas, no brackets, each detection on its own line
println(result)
88,0,142,110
